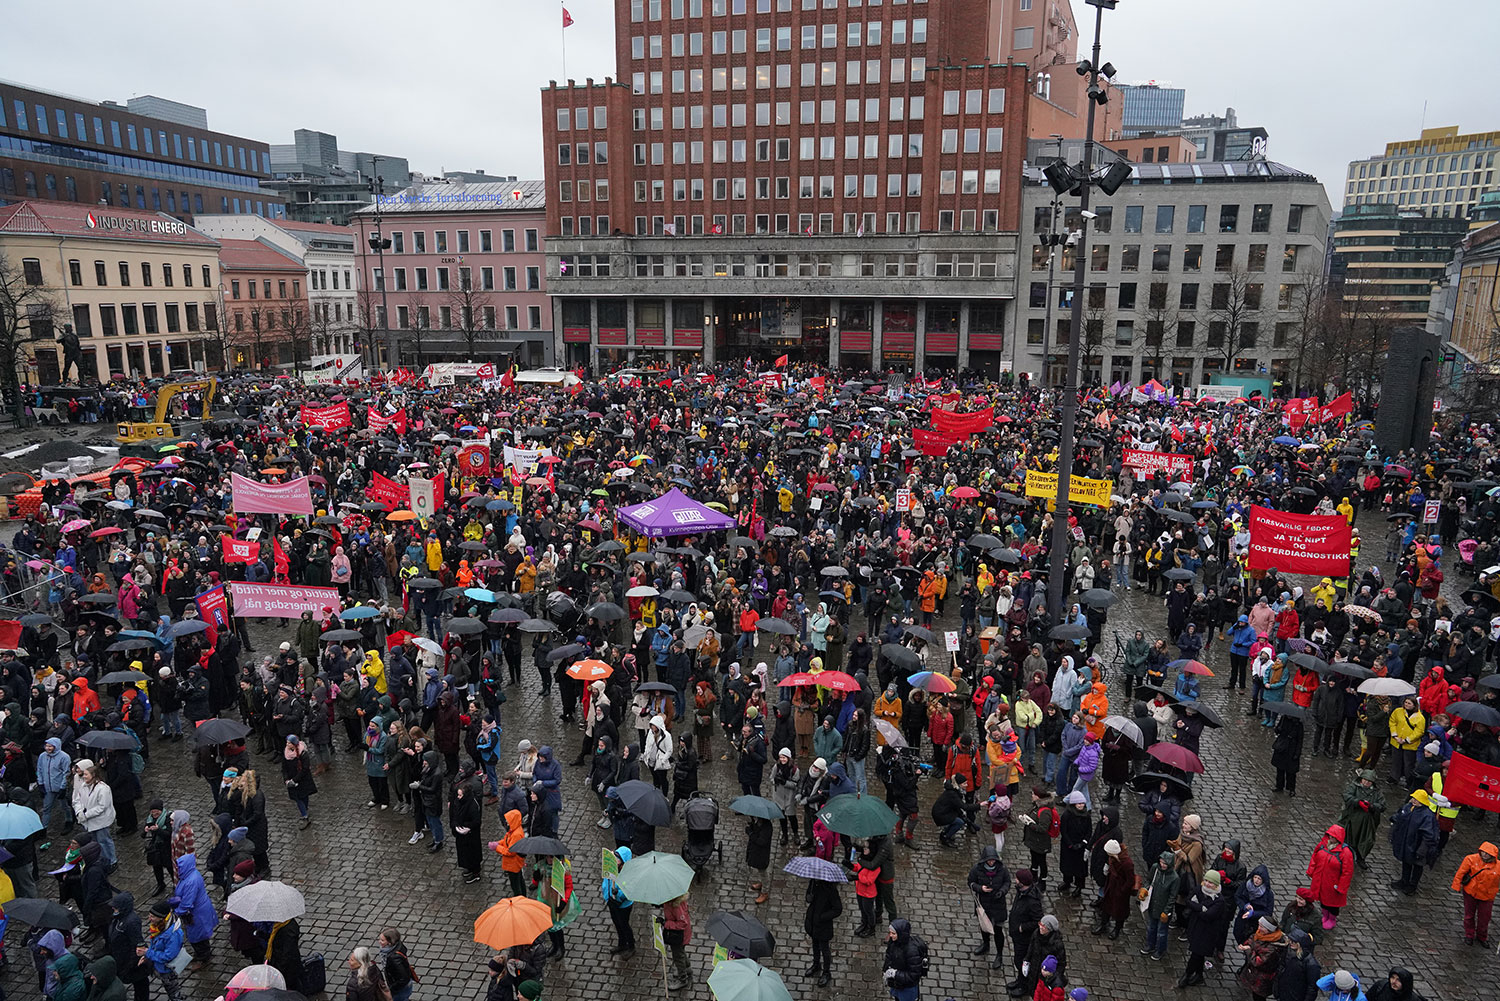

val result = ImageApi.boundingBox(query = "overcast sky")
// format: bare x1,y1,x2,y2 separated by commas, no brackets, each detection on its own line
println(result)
4,0,1495,208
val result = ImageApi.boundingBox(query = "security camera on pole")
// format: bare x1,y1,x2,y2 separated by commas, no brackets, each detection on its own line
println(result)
1044,0,1132,622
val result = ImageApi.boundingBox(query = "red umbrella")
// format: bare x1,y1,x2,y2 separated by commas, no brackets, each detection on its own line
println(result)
812,670,860,693
578,520,604,532
387,630,416,649
777,672,819,688
1170,659,1214,677
89,527,124,538
951,486,980,499
1146,742,1204,774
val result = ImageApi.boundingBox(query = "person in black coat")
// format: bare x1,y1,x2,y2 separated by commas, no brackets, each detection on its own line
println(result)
803,877,843,986
1058,792,1092,895
1011,913,1065,998
104,890,146,1000
736,723,767,795
1088,804,1122,893
1177,871,1229,987
588,736,620,814
450,769,484,883
967,845,1010,969
671,734,699,814
746,816,773,903
1004,869,1044,991
1271,713,1304,795
1275,927,1321,1001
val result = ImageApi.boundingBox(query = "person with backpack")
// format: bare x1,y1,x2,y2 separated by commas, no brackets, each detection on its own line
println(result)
882,918,929,1001
1021,787,1060,885
378,927,418,1001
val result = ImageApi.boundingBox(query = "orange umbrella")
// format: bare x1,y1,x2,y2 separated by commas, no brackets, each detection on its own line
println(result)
565,659,613,681
261,468,287,475
473,897,554,950
386,510,417,522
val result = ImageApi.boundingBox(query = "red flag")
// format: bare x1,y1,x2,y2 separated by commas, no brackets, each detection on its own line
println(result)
221,537,261,564
562,6,574,27
774,355,788,368
500,367,515,390
458,443,492,476
0,620,21,649
1317,391,1353,423
272,533,289,578
1446,753,1500,812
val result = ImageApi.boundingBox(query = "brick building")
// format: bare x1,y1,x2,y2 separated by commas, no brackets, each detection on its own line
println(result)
540,0,1035,374
218,238,313,370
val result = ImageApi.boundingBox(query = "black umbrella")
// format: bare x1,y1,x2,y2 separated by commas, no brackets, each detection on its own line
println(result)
193,718,251,746
97,670,150,685
660,589,696,604
1048,624,1091,641
1261,701,1307,720
879,643,922,670
489,608,528,624
1310,660,1373,680
105,639,157,654
78,729,139,750
1162,568,1195,582
707,910,776,959
1461,589,1500,610
547,643,587,662
903,625,937,644
518,618,557,633
1079,589,1118,609
446,617,486,635
406,577,441,590
1447,701,1500,728
757,619,797,636
78,592,117,606
4,897,76,930
1170,701,1224,728
1289,653,1330,674
586,602,627,621
511,836,570,857
1131,772,1193,802
613,779,672,827
321,628,363,643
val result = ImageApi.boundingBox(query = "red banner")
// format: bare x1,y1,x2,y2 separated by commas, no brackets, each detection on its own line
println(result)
912,427,961,457
195,584,229,629
1317,392,1353,424
366,407,408,434
230,473,315,516
221,537,261,563
228,582,342,621
300,402,352,431
458,443,492,476
1246,505,1352,576
1122,449,1195,481
931,406,994,435
1445,752,1500,813
1284,397,1319,430
366,471,445,512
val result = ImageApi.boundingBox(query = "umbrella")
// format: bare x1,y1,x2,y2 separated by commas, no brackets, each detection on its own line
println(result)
819,566,849,578
756,619,797,636
709,959,794,1001
586,602,627,621
78,592,117,605
1145,742,1204,774
614,780,673,827
225,960,286,996
707,910,776,960
811,670,860,693
729,795,784,820
626,585,660,598
1161,509,1196,524
411,637,444,656
565,659,613,681
20,613,53,628
406,577,442,590
510,836,569,857
225,880,306,922
77,730,139,750
635,681,676,694
614,850,696,905
880,644,923,670
782,856,848,882
968,533,1002,549
661,589,697,604
1079,588,1119,609
1344,604,1382,623
227,965,287,991
1460,589,1500,610
907,670,957,694
547,643,587,663
105,639,157,654
1102,715,1143,744
903,624,937,644
1162,568,1195,582
1261,701,1308,720
873,719,908,748
321,628,363,643
3,897,75,930
488,608,529,624
473,897,556,950
1049,624,1091,641
1447,702,1500,728
1132,772,1194,802
1310,659,1373,680
518,617,557,633
340,606,380,621
97,670,150,685
817,794,899,837
167,619,210,638
1171,701,1224,727
1168,659,1214,677
1476,673,1500,692
193,718,251,746
1356,677,1416,697
446,617,486,635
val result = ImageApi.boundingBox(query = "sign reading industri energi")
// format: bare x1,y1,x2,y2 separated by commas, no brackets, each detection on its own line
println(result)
85,211,188,237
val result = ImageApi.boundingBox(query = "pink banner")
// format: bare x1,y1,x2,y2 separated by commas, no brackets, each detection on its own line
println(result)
228,582,342,620
230,473,315,516
1122,449,1195,481
367,407,408,434
300,402,352,430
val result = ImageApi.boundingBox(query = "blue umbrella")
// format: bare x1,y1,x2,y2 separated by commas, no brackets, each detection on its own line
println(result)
781,856,847,883
465,588,500,603
167,619,210,638
1273,435,1300,446
120,629,165,647
341,606,380,621
0,803,43,840
488,499,516,512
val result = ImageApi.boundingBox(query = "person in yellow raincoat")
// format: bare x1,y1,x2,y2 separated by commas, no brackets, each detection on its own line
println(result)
362,649,388,695
516,556,537,597
425,534,443,573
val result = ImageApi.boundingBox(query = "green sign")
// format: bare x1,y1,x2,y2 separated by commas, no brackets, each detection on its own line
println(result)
653,917,666,956
713,944,729,966
550,857,566,897
602,847,620,881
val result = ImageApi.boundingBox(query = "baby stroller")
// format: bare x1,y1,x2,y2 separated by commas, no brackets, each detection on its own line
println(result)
681,792,722,871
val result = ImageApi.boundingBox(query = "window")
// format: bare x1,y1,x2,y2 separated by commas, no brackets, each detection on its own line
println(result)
20,259,42,285
1179,284,1198,310
1247,244,1267,272
1152,245,1171,272
99,306,117,337
1214,245,1235,271
1155,205,1175,233
1120,245,1140,271
480,230,492,252
1012,26,1033,49
72,303,91,337
413,232,426,253
1123,205,1143,233
68,260,82,286
1283,245,1302,273
203,266,212,288
528,306,542,329
1118,282,1137,310
503,267,517,290
502,230,515,252
526,230,539,251
140,262,153,287
1287,204,1305,233
1176,320,1195,347
1250,203,1272,233
391,232,404,254
121,305,138,336
1218,204,1239,233
1114,320,1134,346
278,280,288,299
94,261,107,286
1181,245,1203,272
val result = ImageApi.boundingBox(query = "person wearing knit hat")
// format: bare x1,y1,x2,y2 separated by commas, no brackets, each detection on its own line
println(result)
1235,915,1287,998
1068,990,1088,1001
1390,786,1441,894
1315,969,1362,1001
1095,838,1135,939
1177,867,1227,988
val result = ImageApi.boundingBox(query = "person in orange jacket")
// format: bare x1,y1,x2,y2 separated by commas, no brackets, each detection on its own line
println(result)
70,676,100,720
488,808,527,897
1451,840,1500,946
1079,682,1110,740
918,571,940,625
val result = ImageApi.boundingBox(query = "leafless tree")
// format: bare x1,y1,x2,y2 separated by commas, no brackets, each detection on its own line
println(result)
1284,274,1340,397
1206,268,1260,374
0,256,61,421
447,266,495,359
1138,285,1179,385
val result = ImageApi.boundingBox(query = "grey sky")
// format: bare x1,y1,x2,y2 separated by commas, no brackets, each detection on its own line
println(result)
3,0,1495,208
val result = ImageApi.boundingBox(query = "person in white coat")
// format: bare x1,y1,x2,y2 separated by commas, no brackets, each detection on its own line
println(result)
644,715,675,796
71,758,118,866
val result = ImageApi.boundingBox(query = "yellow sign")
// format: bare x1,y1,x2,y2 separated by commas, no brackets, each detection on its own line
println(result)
1024,470,1114,508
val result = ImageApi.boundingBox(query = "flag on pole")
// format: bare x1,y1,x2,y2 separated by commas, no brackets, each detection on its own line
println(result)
562,6,574,27
856,221,865,237
803,224,813,235
710,223,724,234
774,355,788,368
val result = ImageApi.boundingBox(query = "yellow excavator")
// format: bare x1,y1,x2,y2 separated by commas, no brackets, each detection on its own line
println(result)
116,378,218,443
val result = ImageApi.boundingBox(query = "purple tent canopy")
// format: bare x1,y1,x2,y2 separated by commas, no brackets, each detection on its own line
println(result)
616,488,737,538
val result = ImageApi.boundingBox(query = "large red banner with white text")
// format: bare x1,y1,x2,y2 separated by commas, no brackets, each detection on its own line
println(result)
1445,753,1500,813
1247,505,1351,576
299,402,352,431
366,407,408,434
1123,449,1195,481
230,473,315,516
931,406,994,436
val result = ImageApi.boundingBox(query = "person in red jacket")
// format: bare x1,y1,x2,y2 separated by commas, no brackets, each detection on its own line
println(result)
1290,666,1319,709
1274,601,1300,649
927,702,955,772
1306,824,1354,930
1418,666,1452,718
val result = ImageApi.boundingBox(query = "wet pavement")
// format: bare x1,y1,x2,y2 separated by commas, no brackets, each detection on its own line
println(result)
10,556,1497,1000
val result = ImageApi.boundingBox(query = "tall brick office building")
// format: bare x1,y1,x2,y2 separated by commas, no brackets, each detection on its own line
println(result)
541,0,1032,374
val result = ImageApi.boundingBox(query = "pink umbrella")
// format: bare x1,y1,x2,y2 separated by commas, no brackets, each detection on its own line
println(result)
1145,741,1205,774
62,519,91,533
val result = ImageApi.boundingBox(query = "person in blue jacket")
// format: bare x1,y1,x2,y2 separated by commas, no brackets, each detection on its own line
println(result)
166,853,218,968
1316,969,1365,1001
1227,615,1257,690
601,845,635,954
530,745,563,836
143,899,187,1001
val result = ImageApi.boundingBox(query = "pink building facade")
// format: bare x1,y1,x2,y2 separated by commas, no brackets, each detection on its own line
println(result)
350,180,554,369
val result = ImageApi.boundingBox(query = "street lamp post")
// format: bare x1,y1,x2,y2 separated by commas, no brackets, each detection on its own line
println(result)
367,157,393,375
1045,0,1118,622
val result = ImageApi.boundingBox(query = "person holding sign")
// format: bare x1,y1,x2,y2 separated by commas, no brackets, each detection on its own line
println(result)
601,846,636,956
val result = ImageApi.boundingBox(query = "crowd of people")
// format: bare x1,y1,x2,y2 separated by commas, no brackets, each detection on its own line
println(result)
0,360,1496,1001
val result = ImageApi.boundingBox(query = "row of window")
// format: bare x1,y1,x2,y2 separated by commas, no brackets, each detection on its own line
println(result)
376,304,544,331
1352,150,1497,179
1027,279,1309,315
0,134,264,193
228,278,303,300
1031,202,1311,236
310,269,354,291
630,0,929,24
371,265,541,293
22,258,216,290
1031,242,1308,275
1,95,263,174
620,249,1003,279
379,228,539,254
229,306,305,333
628,16,929,64
310,300,358,326
65,301,217,338
1025,316,1298,355
630,56,929,95
1347,170,1493,194
615,128,995,169
621,165,1004,202
615,207,999,236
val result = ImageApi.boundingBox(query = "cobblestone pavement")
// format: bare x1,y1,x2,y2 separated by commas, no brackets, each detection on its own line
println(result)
11,562,1497,1001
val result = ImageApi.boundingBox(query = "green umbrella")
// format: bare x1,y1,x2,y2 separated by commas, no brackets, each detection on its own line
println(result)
816,793,899,838
708,959,794,1001
613,850,695,905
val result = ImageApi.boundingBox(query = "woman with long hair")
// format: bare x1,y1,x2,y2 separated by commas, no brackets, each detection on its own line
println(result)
344,945,390,1001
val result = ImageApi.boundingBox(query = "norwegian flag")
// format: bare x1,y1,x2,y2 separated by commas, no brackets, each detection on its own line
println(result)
711,223,724,234
562,6,574,27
